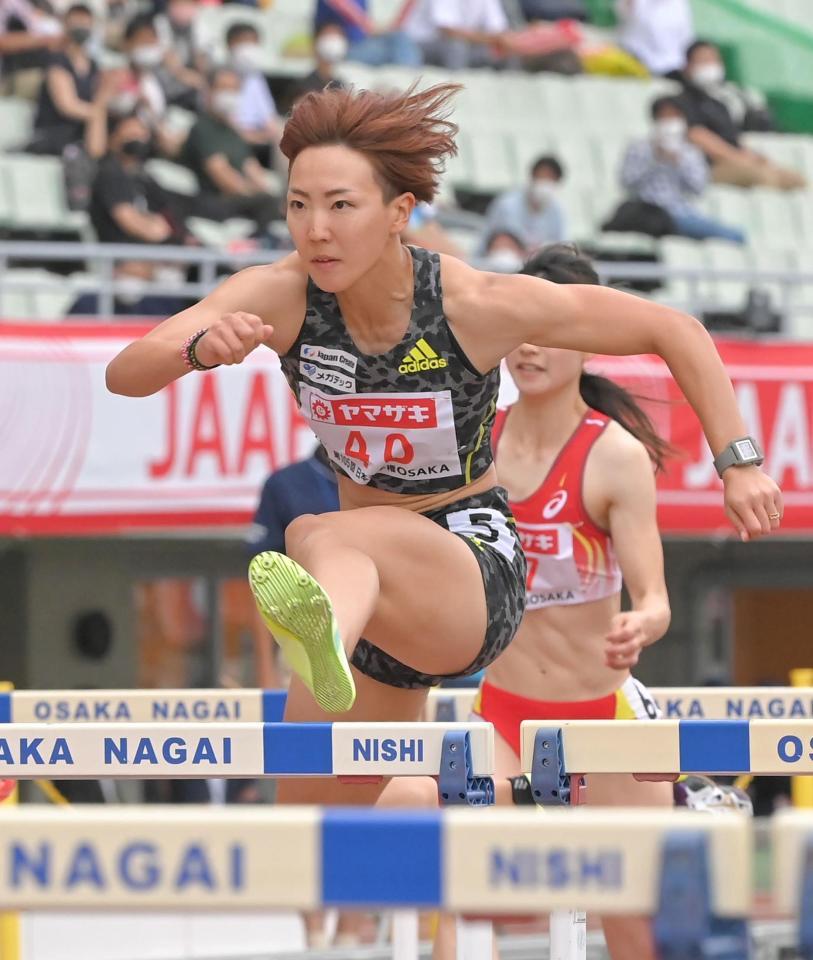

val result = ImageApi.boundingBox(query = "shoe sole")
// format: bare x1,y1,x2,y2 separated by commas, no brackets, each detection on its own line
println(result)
248,552,356,713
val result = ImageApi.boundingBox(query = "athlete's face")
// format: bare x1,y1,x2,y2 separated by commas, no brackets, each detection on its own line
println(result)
506,343,586,397
287,144,414,292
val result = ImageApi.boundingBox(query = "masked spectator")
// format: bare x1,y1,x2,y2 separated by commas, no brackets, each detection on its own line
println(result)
180,66,281,235
676,40,805,190
292,22,350,102
28,4,110,157
314,0,420,68
613,95,745,242
481,155,567,252
225,22,280,153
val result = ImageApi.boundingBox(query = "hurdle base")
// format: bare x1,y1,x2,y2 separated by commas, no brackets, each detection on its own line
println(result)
438,730,494,806
653,831,750,960
530,727,572,806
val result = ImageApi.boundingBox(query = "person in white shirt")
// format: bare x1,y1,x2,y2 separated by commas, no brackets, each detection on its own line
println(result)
616,0,694,76
403,0,511,70
225,22,281,156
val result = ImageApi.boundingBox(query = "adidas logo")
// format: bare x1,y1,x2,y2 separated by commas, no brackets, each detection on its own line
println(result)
398,337,448,374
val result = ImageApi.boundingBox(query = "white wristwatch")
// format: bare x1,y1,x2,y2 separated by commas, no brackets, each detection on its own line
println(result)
713,437,764,477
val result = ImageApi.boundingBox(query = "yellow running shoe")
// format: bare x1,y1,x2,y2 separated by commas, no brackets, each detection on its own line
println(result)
248,552,356,712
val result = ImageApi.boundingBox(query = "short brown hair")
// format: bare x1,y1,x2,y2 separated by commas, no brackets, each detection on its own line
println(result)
280,82,460,204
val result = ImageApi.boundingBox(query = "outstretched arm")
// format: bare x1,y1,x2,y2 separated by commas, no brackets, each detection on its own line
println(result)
445,263,783,539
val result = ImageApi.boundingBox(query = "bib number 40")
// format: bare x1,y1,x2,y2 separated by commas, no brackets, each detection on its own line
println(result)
344,430,414,468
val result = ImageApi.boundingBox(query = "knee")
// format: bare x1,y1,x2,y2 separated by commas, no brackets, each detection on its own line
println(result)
284,513,325,555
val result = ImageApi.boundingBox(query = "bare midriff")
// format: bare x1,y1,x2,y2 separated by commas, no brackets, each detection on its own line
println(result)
336,463,500,513
484,593,628,702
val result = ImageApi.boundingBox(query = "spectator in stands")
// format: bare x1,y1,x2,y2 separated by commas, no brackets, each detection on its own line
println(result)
70,112,193,317
314,0,420,68
107,15,164,123
480,155,567,252
0,0,63,99
245,446,339,689
681,40,774,133
616,0,694,77
225,23,281,157
180,66,281,235
482,228,526,271
403,0,511,70
677,40,805,190
615,95,745,243
27,3,110,157
292,22,350,101
154,0,208,110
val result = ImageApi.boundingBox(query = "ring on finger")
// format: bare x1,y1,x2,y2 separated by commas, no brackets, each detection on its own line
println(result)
769,512,781,520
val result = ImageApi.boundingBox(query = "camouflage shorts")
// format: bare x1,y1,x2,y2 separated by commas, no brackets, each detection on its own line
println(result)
351,487,527,688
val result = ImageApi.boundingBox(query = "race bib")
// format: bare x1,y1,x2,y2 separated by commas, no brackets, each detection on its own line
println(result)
518,521,581,607
299,385,461,485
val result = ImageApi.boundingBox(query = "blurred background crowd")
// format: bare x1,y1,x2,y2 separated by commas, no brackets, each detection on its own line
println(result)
1,0,813,333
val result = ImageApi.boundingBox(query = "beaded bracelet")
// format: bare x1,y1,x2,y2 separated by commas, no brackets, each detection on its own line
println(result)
181,329,220,372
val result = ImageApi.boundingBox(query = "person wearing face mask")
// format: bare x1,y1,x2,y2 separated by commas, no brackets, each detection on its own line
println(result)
154,0,208,110
480,155,566,255
482,229,526,273
28,3,112,157
292,23,350,102
616,95,745,242
675,40,804,191
179,66,281,236
69,113,193,317
225,23,281,161
116,14,167,124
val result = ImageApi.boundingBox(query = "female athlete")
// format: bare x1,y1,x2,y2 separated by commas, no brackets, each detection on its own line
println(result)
106,83,782,814
401,243,679,960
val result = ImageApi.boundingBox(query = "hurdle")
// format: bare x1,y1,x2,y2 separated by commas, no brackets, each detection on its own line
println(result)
773,810,813,959
519,718,813,783
517,718,812,960
0,806,752,960
0,722,495,792
6,685,812,726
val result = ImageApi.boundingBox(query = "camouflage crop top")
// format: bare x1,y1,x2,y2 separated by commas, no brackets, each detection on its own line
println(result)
279,245,500,495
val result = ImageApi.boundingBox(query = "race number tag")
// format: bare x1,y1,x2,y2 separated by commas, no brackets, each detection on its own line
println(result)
518,521,580,608
299,385,461,485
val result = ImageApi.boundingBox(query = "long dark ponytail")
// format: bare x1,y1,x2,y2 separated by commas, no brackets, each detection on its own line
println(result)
521,244,675,472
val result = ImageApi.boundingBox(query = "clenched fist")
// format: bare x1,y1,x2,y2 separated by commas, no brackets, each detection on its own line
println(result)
195,312,275,367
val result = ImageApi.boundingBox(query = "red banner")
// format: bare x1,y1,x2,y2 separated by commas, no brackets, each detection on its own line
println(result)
589,341,813,534
1,325,811,536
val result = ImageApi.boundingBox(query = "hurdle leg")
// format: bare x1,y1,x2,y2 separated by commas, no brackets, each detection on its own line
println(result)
550,910,587,960
392,910,420,960
456,918,492,960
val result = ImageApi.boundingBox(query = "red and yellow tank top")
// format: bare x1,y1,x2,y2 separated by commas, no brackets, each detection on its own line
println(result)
493,406,622,608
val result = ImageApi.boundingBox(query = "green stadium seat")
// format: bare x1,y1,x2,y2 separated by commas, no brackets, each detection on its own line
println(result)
0,98,34,151
0,155,88,235
144,160,199,197
0,269,78,321
186,217,255,248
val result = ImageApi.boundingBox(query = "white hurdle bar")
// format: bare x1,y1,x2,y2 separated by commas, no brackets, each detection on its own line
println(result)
520,719,813,779
3,686,812,726
0,722,494,782
0,808,751,939
773,810,813,958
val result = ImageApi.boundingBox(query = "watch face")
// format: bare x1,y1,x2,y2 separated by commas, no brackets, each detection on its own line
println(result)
735,439,758,460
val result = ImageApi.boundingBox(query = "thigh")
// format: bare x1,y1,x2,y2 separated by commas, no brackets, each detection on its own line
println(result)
302,505,493,676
